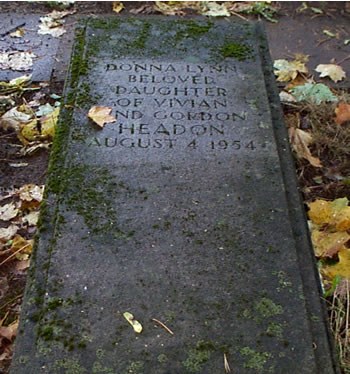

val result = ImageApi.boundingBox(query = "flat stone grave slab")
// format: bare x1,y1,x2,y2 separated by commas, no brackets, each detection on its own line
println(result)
11,18,338,374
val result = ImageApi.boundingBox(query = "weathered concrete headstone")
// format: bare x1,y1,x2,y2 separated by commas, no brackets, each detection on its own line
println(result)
11,19,338,373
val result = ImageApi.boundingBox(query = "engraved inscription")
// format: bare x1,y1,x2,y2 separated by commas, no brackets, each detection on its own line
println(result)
87,61,256,151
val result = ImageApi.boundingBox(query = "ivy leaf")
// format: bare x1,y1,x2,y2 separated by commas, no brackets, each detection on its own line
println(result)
290,83,338,105
315,64,346,83
88,106,116,128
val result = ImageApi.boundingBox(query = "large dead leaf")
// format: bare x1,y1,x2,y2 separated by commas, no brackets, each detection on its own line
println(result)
18,184,44,203
311,229,350,257
308,200,332,225
40,106,59,138
38,10,74,38
0,51,36,71
288,127,322,167
0,106,32,131
323,248,350,280
274,59,308,82
308,197,350,230
88,106,116,128
315,64,346,83
334,103,350,125
0,203,19,221
0,225,18,242
0,322,18,341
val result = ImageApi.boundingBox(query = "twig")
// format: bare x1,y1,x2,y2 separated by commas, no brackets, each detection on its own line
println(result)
0,243,31,267
151,318,174,335
224,353,231,373
336,54,350,65
0,294,23,312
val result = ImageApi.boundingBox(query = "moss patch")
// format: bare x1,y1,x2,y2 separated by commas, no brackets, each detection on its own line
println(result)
219,41,253,60
240,346,272,371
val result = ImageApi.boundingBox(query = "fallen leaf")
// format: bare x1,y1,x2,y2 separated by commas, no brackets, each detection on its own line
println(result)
315,64,346,83
226,2,253,13
10,28,24,38
112,1,124,13
0,203,19,221
123,312,143,333
38,10,74,37
288,127,322,167
200,2,230,17
154,1,187,16
323,248,350,280
334,103,350,125
308,200,332,225
311,229,350,257
0,51,36,71
0,322,18,341
88,106,116,128
15,259,30,272
40,106,59,138
273,59,308,82
0,225,18,242
290,83,338,105
20,119,40,142
279,91,296,103
22,211,40,226
18,184,44,203
0,106,32,131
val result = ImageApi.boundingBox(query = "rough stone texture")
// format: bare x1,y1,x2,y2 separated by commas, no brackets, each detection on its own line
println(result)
11,18,339,374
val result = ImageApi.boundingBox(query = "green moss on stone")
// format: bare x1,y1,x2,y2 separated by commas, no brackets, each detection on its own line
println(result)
255,297,283,318
240,346,272,371
219,41,252,60
183,340,215,373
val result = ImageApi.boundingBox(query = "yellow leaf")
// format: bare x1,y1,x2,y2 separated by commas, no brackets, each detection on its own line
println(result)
315,64,346,83
311,229,350,257
20,119,40,141
88,106,116,128
323,248,350,280
333,207,350,231
112,1,124,13
288,127,322,167
308,200,332,224
40,106,59,138
123,312,142,333
274,59,308,82
11,235,33,254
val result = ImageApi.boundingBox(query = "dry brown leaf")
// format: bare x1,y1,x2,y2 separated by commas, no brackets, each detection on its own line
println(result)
315,64,346,83
15,259,30,272
112,1,124,13
0,225,19,242
274,59,308,82
0,203,19,221
288,127,322,167
334,102,350,125
88,106,116,128
0,322,18,341
18,184,44,203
